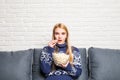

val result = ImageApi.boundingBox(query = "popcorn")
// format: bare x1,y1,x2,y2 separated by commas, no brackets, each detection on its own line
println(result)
52,53,69,65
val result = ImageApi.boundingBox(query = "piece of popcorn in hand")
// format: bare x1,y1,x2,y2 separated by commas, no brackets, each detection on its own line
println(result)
52,53,69,65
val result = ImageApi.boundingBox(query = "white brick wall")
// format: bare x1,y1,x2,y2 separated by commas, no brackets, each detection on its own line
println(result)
0,0,120,51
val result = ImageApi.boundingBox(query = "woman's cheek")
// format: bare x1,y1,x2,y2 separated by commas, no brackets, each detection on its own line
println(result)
55,36,58,40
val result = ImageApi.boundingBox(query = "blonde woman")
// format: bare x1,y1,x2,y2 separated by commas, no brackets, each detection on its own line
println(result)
40,23,82,80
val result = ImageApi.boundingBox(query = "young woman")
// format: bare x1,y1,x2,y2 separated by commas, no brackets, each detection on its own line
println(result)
40,23,82,80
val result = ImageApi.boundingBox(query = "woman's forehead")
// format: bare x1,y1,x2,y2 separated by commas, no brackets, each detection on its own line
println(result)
55,28,66,32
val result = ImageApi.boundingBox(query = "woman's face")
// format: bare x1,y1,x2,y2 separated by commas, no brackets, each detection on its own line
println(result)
54,28,67,44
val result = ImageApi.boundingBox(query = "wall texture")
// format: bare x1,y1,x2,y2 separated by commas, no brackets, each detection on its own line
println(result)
0,0,120,51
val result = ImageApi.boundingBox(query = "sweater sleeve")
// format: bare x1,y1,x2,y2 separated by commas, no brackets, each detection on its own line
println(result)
64,47,82,79
40,46,54,75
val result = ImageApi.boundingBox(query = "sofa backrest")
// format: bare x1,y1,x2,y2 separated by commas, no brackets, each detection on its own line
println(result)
32,48,44,80
0,49,33,80
32,48,88,80
1,47,120,80
88,47,120,80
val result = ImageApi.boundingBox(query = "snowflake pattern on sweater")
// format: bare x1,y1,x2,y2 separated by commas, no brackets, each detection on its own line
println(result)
40,43,82,80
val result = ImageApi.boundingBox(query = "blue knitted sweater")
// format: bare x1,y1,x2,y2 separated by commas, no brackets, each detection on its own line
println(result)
40,43,82,80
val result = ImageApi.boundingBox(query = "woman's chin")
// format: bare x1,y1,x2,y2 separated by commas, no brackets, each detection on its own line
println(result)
57,42,64,44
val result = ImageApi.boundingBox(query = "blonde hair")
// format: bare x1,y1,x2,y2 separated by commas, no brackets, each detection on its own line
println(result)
52,23,73,65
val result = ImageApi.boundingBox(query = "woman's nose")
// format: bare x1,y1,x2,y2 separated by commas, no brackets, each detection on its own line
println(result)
58,34,62,38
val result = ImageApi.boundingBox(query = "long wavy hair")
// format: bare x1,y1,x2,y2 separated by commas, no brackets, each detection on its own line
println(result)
52,23,73,65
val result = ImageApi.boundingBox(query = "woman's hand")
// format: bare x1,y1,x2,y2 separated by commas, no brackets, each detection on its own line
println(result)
56,61,69,68
48,40,57,48
61,61,69,68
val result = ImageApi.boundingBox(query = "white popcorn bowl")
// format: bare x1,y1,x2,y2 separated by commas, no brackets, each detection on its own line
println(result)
52,53,69,65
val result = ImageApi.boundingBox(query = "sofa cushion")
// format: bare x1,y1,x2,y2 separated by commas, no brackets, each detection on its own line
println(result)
88,47,120,80
32,48,88,80
0,49,33,80
77,48,88,80
32,48,45,80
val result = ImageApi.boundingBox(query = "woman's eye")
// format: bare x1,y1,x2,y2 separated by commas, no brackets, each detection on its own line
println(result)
55,32,59,35
62,32,65,35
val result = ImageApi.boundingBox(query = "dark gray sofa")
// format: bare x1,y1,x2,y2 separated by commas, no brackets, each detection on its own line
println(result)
0,47,120,80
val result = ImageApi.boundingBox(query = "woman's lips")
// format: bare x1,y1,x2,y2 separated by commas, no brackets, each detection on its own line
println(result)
58,40,62,42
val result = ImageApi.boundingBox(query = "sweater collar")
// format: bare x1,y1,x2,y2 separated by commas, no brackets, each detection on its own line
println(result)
56,43,67,48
